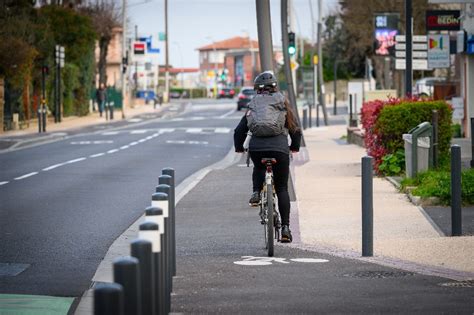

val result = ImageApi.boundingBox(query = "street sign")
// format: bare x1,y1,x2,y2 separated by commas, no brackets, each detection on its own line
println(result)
395,35,427,42
395,59,429,70
291,61,299,71
133,42,145,55
428,34,450,68
396,51,428,58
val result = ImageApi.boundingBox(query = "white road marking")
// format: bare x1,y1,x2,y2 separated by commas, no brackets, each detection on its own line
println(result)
42,163,65,171
120,145,130,150
214,128,231,133
130,130,148,134
14,172,38,180
128,118,143,122
160,128,175,133
129,142,139,146
190,116,205,120
234,261,272,266
0,181,9,186
166,140,186,144
145,136,154,140
102,131,119,135
188,141,208,145
107,149,119,154
90,153,105,158
186,128,202,133
219,109,236,118
66,157,86,164
171,118,184,121
138,139,147,143
290,258,329,263
71,140,114,145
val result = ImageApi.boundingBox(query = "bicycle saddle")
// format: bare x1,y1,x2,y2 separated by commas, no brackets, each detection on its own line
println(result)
261,158,277,165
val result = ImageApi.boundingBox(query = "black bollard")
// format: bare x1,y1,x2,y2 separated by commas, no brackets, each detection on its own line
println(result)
113,257,141,315
152,192,170,314
303,108,308,130
131,238,155,315
94,282,124,315
160,169,176,277
362,156,373,257
451,145,462,236
145,207,165,315
471,118,473,168
309,104,312,128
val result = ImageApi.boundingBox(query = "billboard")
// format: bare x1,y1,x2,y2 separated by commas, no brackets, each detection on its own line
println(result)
426,10,461,31
374,14,399,56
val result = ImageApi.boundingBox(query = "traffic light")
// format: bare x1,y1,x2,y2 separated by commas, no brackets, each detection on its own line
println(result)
288,32,296,55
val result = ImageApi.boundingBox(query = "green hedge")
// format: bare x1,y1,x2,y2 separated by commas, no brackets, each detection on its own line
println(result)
375,100,452,167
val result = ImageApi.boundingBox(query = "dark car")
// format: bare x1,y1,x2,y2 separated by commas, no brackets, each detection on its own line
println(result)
217,88,235,99
237,87,256,111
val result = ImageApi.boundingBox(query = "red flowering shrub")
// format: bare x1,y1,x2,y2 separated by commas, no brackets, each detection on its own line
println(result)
360,98,401,171
361,97,452,173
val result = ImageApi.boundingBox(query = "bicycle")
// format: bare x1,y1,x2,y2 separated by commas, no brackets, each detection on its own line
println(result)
259,158,281,257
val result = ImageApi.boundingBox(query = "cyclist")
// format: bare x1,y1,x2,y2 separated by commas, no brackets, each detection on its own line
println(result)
234,71,301,243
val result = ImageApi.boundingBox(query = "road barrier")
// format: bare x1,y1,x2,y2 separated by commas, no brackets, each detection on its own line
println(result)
450,145,462,236
362,156,374,257
94,168,176,315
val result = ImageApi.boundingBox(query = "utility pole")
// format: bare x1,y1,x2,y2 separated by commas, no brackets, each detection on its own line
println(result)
255,0,274,72
405,0,413,96
164,0,170,103
281,0,303,138
120,0,127,118
317,0,328,125
289,0,297,97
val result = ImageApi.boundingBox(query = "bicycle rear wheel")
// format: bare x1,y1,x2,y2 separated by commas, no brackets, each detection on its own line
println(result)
266,183,274,257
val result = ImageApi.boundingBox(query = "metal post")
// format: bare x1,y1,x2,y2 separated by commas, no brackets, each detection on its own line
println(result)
94,283,124,315
432,110,439,168
451,145,462,236
405,0,413,96
316,104,320,127
164,0,170,103
113,257,141,315
471,117,474,168
161,168,176,277
105,101,109,121
58,60,61,123
42,103,47,132
121,0,127,119
349,94,354,127
333,60,337,115
144,207,165,315
255,0,274,72
362,156,373,257
131,238,155,315
151,192,170,314
317,0,328,125
303,107,308,130
309,103,312,128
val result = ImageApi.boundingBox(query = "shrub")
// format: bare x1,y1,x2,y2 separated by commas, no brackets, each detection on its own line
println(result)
361,98,452,172
378,150,405,176
401,168,474,205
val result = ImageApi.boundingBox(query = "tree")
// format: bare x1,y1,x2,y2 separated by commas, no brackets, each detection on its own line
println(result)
81,0,120,87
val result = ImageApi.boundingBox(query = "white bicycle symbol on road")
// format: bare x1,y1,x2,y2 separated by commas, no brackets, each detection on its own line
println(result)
234,256,329,266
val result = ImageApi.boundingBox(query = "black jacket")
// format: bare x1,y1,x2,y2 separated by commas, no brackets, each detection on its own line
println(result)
234,114,302,154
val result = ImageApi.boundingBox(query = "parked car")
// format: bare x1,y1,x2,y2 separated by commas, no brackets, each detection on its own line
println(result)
414,77,446,97
237,87,256,111
217,88,235,99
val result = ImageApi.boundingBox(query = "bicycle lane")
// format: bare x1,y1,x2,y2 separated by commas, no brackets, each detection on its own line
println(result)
172,156,473,313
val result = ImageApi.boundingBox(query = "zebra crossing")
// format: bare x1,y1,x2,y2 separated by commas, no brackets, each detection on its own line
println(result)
100,127,231,136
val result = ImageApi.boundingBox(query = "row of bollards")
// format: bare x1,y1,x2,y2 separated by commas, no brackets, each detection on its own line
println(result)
94,168,176,315
361,145,465,257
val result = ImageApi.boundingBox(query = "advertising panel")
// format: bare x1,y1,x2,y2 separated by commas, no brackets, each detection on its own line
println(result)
374,13,399,56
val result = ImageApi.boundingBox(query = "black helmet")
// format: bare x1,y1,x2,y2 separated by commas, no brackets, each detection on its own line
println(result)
254,71,277,91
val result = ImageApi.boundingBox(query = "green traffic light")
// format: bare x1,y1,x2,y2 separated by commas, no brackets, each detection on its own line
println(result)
288,46,296,55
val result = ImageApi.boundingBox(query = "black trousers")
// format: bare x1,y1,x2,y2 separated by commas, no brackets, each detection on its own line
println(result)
249,151,291,226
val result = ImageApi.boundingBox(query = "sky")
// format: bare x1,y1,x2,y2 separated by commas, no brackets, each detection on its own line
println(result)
126,0,339,69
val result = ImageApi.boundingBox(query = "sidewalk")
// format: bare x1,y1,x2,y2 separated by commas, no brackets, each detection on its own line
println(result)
293,117,474,279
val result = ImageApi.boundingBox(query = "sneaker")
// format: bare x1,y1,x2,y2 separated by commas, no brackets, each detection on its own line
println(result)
249,191,260,207
281,225,292,243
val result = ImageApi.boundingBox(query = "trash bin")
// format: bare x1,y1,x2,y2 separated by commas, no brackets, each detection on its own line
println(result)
403,122,433,178
403,134,430,177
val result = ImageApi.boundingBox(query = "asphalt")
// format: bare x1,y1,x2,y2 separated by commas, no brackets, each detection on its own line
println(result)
1,99,473,314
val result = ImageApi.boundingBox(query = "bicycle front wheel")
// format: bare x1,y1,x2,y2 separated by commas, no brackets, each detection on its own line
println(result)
266,183,274,257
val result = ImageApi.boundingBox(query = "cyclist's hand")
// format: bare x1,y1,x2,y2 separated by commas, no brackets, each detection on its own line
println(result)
236,150,244,153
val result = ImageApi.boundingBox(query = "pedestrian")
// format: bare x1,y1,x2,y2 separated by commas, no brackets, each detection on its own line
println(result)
233,71,302,243
95,83,107,117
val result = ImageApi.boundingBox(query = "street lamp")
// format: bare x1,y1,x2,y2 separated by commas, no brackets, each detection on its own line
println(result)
173,41,184,88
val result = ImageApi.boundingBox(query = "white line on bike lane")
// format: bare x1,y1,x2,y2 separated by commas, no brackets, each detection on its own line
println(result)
233,256,329,266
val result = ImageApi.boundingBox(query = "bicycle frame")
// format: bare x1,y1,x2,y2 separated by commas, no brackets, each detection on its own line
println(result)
260,159,281,257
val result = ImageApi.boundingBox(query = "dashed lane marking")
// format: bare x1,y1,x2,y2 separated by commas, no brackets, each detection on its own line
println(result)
89,153,105,158
65,158,86,164
130,130,148,134
120,145,130,150
186,128,202,133
214,128,231,133
42,163,65,171
70,140,114,145
0,181,9,186
14,172,38,180
127,118,143,122
102,131,119,136
107,149,119,154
